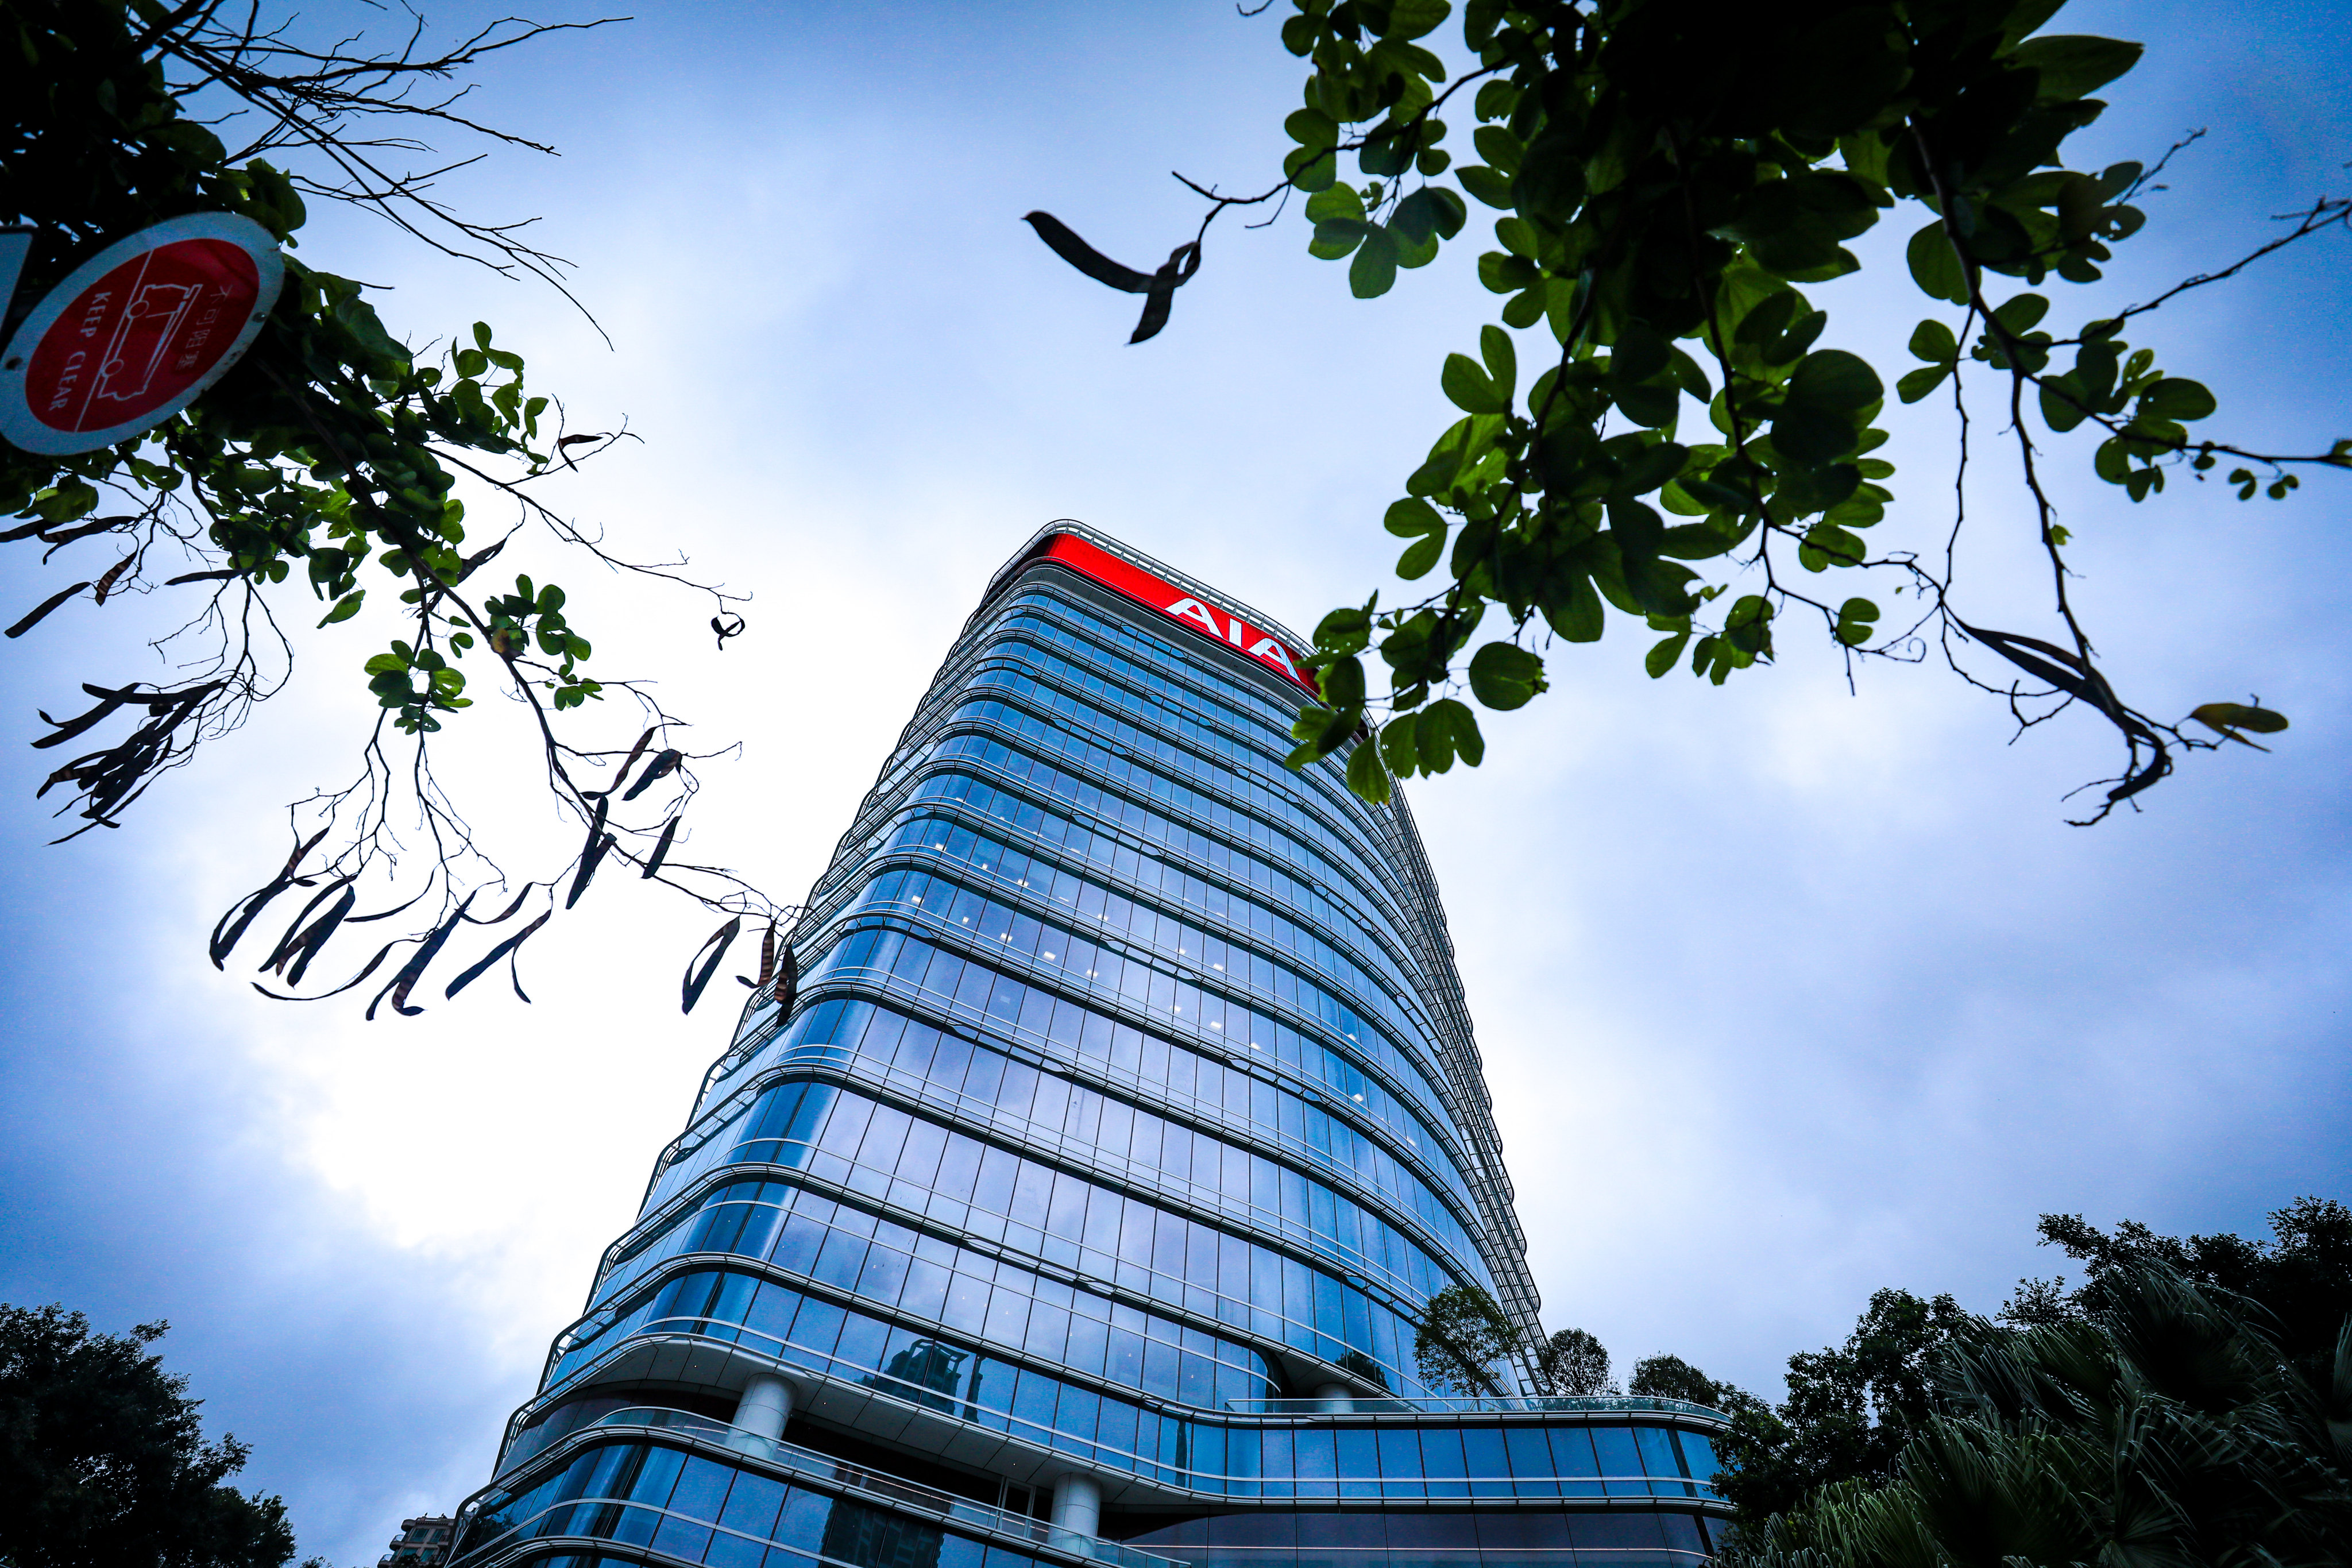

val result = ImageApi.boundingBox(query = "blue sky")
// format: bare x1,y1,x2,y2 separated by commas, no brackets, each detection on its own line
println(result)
3,2,2349,1562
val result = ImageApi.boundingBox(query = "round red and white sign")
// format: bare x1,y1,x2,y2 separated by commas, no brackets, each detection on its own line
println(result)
0,213,285,457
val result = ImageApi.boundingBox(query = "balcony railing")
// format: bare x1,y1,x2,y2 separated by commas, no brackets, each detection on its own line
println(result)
557,1407,1186,1568
1226,1394,1730,1422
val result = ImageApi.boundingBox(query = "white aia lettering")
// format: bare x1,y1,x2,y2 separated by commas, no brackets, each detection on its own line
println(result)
1163,594,1303,682
1164,596,1222,635
1247,637,1301,681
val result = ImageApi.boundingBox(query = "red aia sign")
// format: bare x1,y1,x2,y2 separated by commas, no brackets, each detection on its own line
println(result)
0,214,284,457
1032,533,1318,695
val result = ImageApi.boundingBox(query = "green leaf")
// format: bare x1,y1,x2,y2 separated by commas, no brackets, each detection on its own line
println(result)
1612,442,1690,497
1800,522,1867,569
1441,353,1509,414
1775,351,1882,462
1419,187,1467,240
1644,631,1690,678
1473,126,1524,175
1906,222,1970,306
2142,378,2216,421
1288,702,1344,755
1607,497,1666,560
1611,319,1671,385
2010,34,2143,102
1897,364,1953,404
1286,107,1338,148
1423,697,1483,767
1305,184,1366,224
1834,596,1880,646
1718,171,1882,273
1346,738,1392,803
1314,605,1374,654
1379,712,1420,776
1310,219,1373,260
1480,325,1517,405
1381,0,1452,43
1319,654,1367,708
1350,229,1400,298
316,590,365,627
2038,376,2090,431
1412,706,1453,772
1466,641,1546,710
1544,576,1604,643
1907,319,1958,363
1615,382,1681,428
1393,187,1448,245
1457,166,1514,208
1991,293,2050,335
1285,144,1338,192
1384,497,1444,538
1786,349,1883,410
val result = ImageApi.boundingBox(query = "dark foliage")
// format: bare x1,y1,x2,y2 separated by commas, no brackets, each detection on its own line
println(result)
1535,1326,1613,1396
0,1304,298,1568
1715,1289,1972,1522
1086,0,2350,817
1628,1351,1749,1411
2008,1196,2352,1388
1723,1266,2352,1567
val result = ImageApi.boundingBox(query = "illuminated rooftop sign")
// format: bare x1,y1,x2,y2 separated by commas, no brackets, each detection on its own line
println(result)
1029,532,1318,696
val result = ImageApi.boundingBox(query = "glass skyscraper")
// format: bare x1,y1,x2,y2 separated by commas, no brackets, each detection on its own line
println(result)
448,526,1732,1568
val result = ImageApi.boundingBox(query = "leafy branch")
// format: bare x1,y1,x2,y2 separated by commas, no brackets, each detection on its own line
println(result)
4,1,800,1012
1038,0,2347,819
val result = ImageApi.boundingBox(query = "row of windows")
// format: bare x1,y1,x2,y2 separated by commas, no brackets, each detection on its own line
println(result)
808,843,1454,1157
853,855,1419,1100
716,998,1475,1265
880,811,1443,1082
836,872,1474,1260
635,1079,1453,1389
971,627,1391,889
784,936,1481,1305
589,1179,1272,1403
604,1032,1464,1380
941,689,1408,978
1128,1509,1716,1553
558,1258,1270,1428
984,598,1409,911
715,917,1465,1229
963,666,1401,928
790,785,1458,1189
910,766,1427,1016
924,726,1413,1001
998,593,1312,765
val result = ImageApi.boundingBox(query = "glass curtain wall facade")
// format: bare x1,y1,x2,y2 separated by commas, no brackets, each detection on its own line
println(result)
448,527,1732,1568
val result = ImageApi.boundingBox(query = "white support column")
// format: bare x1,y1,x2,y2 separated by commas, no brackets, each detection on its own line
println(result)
1311,1381,1353,1413
1049,1472,1102,1541
732,1373,800,1449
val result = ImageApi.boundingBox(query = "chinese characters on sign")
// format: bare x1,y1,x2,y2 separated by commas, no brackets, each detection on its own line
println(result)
0,214,284,456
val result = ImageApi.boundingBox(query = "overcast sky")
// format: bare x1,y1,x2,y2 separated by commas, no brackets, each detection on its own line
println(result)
3,2,2349,1562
